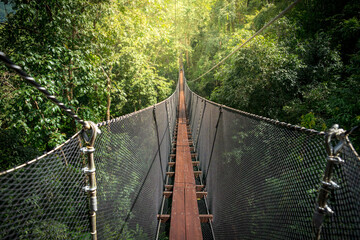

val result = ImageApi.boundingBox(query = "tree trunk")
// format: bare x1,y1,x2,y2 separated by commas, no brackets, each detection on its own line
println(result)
186,35,189,68
68,59,73,101
101,66,113,121
107,90,111,121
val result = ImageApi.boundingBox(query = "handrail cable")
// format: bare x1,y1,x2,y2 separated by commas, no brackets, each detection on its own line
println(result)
0,52,86,126
191,0,301,82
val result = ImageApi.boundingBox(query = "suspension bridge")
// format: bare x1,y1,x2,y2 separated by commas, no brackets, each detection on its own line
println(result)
0,61,359,239
0,1,360,238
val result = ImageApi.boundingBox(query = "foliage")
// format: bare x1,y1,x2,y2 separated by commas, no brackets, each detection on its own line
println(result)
186,0,360,151
0,0,179,170
0,1,181,238
0,128,40,169
210,34,303,119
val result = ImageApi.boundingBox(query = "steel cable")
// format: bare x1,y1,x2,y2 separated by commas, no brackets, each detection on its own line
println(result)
0,51,86,126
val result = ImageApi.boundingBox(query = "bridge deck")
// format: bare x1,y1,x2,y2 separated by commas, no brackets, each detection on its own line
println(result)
169,70,203,239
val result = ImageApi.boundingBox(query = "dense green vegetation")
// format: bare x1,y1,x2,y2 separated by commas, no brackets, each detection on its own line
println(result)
1,0,359,169
0,0,180,170
0,1,359,239
184,0,360,150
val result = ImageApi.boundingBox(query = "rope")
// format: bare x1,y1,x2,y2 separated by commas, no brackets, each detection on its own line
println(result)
204,106,222,182
0,52,86,126
153,106,165,183
191,0,301,82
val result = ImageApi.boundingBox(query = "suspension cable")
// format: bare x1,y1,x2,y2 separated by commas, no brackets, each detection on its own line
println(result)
0,51,86,126
191,0,301,82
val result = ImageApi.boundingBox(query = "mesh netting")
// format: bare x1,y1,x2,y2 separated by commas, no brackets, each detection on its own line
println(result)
0,83,178,239
1,69,359,240
95,95,177,239
0,134,90,239
184,76,360,239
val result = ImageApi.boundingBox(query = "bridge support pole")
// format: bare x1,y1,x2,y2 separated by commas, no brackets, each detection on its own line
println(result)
313,124,346,240
81,121,100,240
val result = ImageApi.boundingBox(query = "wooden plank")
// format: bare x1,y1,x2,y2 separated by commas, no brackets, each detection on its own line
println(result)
196,192,208,198
164,191,207,198
159,214,213,223
192,161,200,166
157,214,170,223
194,171,202,177
171,152,197,159
170,186,186,239
185,184,202,240
169,70,203,240
166,185,204,191
173,141,193,146
199,214,213,223
163,191,172,198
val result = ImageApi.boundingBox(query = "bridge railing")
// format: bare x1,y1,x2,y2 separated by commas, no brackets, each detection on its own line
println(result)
95,83,178,239
184,73,360,239
0,79,179,239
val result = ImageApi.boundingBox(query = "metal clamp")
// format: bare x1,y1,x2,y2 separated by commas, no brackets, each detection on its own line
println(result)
321,180,339,189
80,147,95,153
326,156,344,165
321,180,340,190
82,167,96,174
83,186,97,192
317,204,334,215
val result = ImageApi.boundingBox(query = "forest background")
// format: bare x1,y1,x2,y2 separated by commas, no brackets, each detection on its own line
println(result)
0,0,359,171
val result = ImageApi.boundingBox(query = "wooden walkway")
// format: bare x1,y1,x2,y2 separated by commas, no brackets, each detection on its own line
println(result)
169,70,203,239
